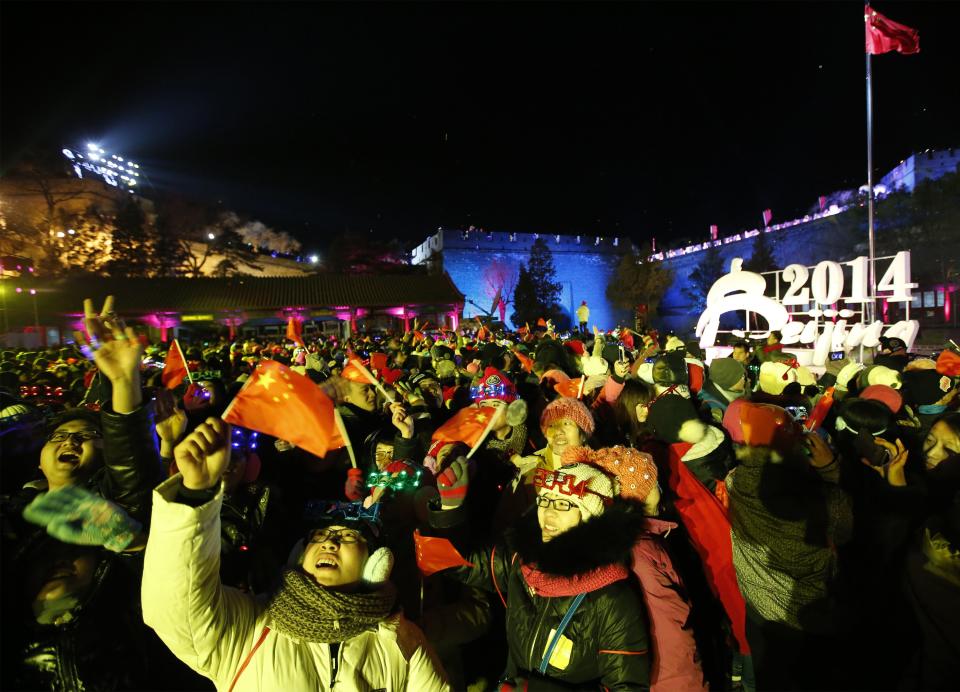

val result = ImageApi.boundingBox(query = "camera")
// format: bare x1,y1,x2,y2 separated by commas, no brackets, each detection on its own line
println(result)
854,429,892,467
784,405,808,421
829,351,846,361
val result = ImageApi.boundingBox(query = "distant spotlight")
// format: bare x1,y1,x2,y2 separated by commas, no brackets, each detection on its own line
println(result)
56,231,66,238
67,229,76,235
309,255,319,264
62,148,75,159
207,233,216,240
29,289,36,296
87,142,98,150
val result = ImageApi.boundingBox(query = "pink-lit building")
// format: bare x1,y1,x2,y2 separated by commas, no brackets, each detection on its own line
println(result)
10,273,464,346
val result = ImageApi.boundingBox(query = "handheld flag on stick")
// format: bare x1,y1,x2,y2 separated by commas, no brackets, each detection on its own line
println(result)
431,405,501,450
222,360,345,459
286,316,305,349
161,339,192,389
344,355,396,403
413,529,474,576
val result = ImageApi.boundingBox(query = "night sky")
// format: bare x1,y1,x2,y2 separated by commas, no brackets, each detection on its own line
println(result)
2,2,958,252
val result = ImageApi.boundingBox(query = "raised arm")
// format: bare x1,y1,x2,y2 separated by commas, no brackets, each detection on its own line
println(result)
142,419,258,685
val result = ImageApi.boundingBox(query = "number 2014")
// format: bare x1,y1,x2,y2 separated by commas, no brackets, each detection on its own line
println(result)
779,251,916,306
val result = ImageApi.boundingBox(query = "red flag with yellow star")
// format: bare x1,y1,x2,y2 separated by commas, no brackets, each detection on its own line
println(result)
431,404,500,448
222,360,344,458
554,377,583,399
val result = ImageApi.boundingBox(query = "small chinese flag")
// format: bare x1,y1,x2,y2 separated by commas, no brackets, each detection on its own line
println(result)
413,529,474,577
554,378,583,399
620,328,635,351
536,318,548,327
223,360,345,458
412,330,426,342
517,322,529,335
431,405,499,448
805,386,836,432
286,316,305,348
865,5,919,55
370,352,388,372
935,349,960,377
381,367,403,385
513,348,534,373
476,325,490,342
762,209,773,227
161,340,191,390
341,356,371,383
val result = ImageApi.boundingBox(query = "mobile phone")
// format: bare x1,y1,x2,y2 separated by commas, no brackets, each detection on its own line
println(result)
854,429,891,467
785,405,808,421
829,351,845,361
618,346,626,362
645,357,655,364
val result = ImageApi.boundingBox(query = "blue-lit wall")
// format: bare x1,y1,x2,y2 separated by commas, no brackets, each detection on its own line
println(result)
657,214,872,335
414,230,632,329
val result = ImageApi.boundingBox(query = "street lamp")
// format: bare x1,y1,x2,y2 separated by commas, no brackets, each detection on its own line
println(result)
29,288,39,336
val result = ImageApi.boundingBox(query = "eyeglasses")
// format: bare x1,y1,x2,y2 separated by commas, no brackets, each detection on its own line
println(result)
46,430,102,444
309,528,365,545
535,495,576,512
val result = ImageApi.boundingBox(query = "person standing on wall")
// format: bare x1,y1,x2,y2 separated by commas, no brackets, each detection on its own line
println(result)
576,301,590,334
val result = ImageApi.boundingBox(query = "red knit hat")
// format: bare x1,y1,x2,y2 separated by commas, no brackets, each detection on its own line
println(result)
562,445,657,503
539,396,595,436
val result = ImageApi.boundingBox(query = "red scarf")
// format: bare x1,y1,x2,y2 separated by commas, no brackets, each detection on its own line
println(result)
521,562,628,597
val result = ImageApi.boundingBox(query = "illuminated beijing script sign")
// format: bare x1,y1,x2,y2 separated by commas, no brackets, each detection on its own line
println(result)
695,251,919,367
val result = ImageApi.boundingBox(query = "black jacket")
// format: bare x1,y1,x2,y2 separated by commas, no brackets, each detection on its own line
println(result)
435,503,651,690
0,403,171,691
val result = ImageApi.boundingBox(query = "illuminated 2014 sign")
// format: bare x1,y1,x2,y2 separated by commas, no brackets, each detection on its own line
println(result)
696,251,919,366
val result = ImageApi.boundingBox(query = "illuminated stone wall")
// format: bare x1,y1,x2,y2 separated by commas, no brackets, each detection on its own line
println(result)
413,229,633,329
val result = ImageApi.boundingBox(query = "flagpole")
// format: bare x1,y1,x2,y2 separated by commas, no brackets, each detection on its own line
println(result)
865,5,877,324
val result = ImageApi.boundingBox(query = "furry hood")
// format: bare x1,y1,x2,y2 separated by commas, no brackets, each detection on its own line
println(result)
510,500,646,577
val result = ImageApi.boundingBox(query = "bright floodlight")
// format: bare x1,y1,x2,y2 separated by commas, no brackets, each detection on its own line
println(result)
87,142,99,150
309,254,319,264
207,233,216,240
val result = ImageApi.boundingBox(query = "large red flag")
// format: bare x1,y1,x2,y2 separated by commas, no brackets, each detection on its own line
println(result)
161,340,191,390
413,529,474,577
667,444,750,655
223,360,345,458
620,328,635,351
286,316,305,348
865,5,919,55
431,405,499,447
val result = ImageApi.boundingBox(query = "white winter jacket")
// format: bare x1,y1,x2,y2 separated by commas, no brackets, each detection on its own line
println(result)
142,475,449,692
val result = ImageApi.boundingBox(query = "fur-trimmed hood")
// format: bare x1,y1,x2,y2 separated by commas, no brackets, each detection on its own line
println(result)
510,500,647,577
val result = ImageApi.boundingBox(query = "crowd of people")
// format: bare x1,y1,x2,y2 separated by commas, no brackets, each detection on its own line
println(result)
1,297,959,691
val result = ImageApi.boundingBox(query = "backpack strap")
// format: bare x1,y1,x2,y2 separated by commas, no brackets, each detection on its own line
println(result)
538,593,586,674
228,626,271,692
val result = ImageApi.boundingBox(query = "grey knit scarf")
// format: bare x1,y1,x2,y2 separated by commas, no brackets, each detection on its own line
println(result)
266,569,396,643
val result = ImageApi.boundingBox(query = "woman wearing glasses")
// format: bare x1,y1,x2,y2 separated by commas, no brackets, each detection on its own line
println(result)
429,453,654,690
